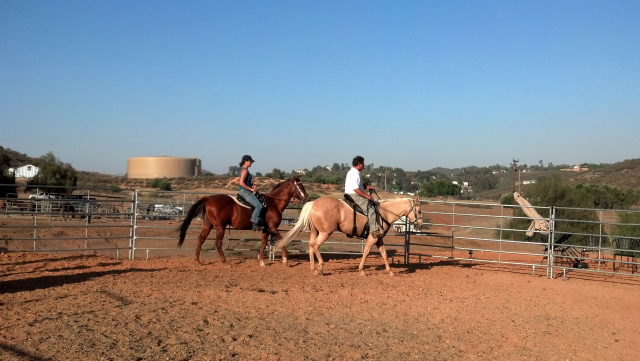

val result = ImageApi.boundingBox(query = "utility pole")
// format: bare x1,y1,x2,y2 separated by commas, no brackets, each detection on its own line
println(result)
512,158,519,193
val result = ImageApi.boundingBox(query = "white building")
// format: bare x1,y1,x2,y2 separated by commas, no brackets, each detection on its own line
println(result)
10,164,40,179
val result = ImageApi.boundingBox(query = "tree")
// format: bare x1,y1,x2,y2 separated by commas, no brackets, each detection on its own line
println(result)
0,148,10,173
419,180,459,197
228,166,241,177
265,168,287,179
0,148,16,197
28,152,78,191
151,178,172,191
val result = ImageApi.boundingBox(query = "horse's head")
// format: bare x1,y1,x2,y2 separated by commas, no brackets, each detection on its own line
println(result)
290,176,309,203
407,196,423,229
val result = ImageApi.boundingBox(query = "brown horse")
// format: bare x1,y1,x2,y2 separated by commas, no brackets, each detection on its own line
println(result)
275,196,422,276
178,176,309,265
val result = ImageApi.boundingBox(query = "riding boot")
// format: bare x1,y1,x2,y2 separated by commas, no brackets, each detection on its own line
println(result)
252,222,261,231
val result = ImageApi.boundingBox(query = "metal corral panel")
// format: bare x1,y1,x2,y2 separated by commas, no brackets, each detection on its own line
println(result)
127,157,201,179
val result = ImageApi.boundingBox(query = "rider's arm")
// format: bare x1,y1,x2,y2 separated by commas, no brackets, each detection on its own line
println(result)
353,187,371,200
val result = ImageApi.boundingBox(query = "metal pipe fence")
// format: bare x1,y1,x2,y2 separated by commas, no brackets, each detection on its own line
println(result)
410,200,640,280
2,185,638,280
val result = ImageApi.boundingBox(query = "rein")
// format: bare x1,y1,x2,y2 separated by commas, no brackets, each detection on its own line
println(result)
378,199,420,228
369,190,419,230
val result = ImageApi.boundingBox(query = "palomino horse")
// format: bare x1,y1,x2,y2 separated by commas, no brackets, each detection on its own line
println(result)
178,176,309,266
275,196,422,276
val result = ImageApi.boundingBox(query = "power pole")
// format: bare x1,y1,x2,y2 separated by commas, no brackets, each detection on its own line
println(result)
512,158,519,194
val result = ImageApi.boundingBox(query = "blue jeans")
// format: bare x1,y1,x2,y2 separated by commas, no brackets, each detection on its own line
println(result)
238,188,262,223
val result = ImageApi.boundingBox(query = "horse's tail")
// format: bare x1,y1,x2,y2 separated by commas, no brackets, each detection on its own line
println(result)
177,197,208,248
275,201,314,250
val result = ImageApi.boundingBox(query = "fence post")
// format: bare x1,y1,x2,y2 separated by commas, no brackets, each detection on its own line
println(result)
547,206,556,278
404,215,410,264
131,189,139,260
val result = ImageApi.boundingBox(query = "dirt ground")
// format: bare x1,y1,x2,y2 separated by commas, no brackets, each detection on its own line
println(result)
1,251,639,361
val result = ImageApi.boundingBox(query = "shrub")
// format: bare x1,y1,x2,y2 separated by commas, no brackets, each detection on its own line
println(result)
151,178,172,191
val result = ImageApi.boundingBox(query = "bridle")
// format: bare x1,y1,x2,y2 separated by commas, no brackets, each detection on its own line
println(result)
290,179,307,203
378,198,421,228
263,179,307,203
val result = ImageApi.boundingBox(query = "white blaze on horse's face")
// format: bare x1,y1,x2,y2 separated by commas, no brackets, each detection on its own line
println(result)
293,180,307,202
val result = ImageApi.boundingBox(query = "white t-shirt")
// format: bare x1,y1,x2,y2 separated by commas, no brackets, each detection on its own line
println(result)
345,167,364,194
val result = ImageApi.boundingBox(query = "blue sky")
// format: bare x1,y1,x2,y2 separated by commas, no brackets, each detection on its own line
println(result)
1,0,638,175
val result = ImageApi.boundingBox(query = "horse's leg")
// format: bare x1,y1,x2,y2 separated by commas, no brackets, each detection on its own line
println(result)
195,224,213,263
311,232,330,276
214,227,229,266
358,235,378,276
308,227,319,271
272,234,288,266
258,232,268,267
375,238,394,276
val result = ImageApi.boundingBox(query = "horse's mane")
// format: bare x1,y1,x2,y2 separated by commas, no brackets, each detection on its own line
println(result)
268,179,289,193
265,177,299,196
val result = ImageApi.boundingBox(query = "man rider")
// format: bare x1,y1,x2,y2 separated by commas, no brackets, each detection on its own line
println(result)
344,155,380,238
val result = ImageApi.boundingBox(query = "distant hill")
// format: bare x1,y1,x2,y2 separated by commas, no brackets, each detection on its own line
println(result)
0,146,33,167
2,144,639,195
570,158,640,189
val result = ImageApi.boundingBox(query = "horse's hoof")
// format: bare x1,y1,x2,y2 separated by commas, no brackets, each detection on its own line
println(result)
360,270,367,276
259,260,266,267
388,271,395,277
282,259,288,267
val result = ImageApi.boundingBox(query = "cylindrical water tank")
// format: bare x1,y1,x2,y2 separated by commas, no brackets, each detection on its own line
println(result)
127,156,201,179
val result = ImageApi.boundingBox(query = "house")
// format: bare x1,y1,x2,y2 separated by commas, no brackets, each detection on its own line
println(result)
10,164,40,179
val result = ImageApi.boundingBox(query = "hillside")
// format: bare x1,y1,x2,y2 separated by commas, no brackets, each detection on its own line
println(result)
0,146,32,167
2,145,638,199
570,158,640,189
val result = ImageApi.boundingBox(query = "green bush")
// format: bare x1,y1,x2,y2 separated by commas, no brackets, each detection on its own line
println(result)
151,178,172,191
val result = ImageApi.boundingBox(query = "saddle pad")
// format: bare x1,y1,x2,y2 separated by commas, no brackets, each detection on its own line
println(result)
231,196,251,208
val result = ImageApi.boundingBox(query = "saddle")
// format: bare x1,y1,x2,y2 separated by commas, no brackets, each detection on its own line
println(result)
236,192,268,227
343,194,380,239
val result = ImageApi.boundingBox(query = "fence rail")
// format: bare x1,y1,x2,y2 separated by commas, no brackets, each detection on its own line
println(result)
2,185,638,280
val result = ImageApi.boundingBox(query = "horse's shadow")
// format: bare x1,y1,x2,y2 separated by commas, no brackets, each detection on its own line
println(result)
278,253,478,275
0,266,163,295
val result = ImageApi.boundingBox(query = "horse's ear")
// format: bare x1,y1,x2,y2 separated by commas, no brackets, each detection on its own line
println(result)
414,195,420,204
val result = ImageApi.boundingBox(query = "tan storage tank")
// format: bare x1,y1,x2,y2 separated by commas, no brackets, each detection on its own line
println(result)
127,157,201,179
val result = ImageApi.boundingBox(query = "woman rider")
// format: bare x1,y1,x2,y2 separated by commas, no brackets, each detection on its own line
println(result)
238,155,262,230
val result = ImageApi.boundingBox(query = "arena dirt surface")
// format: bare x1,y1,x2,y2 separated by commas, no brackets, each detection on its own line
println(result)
1,251,639,361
